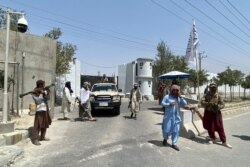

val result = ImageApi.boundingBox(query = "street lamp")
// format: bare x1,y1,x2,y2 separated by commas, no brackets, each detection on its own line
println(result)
2,9,28,123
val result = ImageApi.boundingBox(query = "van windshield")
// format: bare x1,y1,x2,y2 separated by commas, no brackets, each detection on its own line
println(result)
92,85,117,92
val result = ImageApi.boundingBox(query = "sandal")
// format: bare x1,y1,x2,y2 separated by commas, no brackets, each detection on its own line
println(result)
40,138,50,141
33,141,41,146
88,118,97,121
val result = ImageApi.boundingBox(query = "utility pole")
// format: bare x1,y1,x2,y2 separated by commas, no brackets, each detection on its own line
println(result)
198,52,207,71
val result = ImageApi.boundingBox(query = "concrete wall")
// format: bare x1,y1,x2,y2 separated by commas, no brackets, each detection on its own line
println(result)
0,29,56,116
125,62,136,94
117,64,127,93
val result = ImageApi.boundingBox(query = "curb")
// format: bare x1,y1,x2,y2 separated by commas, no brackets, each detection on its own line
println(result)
180,105,250,139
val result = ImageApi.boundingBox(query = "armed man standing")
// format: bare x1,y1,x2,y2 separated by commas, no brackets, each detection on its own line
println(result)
201,83,232,148
129,83,142,119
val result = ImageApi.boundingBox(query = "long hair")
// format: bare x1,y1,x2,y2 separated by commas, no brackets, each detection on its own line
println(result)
65,81,73,94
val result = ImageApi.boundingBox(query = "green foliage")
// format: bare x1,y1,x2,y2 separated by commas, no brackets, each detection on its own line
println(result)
153,41,188,86
241,75,250,89
0,8,22,31
217,67,245,101
44,28,77,75
187,69,208,93
217,67,244,87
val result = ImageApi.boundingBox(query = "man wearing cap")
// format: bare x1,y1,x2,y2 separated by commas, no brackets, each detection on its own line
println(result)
129,83,142,119
201,83,232,148
161,84,187,151
79,82,96,121
31,80,52,145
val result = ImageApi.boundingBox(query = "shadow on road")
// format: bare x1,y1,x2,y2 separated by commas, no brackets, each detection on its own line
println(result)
123,116,137,120
190,136,209,144
153,111,164,115
148,139,167,147
92,110,118,117
147,107,164,112
73,118,83,122
148,140,172,147
155,122,162,126
232,134,250,141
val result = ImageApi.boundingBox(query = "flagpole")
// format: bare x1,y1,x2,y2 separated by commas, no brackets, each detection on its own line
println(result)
191,20,200,101
195,50,201,101
193,20,200,101
185,20,201,101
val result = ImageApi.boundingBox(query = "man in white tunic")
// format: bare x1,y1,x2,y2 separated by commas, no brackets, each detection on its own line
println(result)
61,81,73,120
80,82,96,121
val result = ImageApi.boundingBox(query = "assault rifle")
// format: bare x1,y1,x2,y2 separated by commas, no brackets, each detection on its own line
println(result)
19,83,55,98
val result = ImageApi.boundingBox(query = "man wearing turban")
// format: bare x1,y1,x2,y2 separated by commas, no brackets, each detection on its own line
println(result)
161,84,187,151
201,83,232,148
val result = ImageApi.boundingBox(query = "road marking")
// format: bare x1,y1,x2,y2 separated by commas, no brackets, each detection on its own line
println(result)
225,111,250,120
79,145,123,163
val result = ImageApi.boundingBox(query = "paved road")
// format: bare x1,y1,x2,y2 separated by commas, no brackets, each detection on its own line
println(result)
13,101,250,167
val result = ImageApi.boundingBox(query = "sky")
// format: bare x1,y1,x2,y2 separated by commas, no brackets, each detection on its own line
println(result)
1,0,250,76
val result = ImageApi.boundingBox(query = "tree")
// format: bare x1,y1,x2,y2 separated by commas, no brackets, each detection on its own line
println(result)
0,8,23,31
217,67,244,101
234,70,245,98
241,75,250,98
187,69,208,94
44,28,77,75
153,41,187,87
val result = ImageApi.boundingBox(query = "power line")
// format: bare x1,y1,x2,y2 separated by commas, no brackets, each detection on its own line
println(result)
152,0,250,73
205,57,249,74
227,0,250,24
1,2,157,50
163,0,250,58
32,14,156,49
185,0,250,45
3,0,187,55
10,0,157,45
81,60,118,68
205,0,250,37
2,1,250,73
218,0,250,32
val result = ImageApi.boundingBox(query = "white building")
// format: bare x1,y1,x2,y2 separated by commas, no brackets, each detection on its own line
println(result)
118,58,154,100
55,58,81,99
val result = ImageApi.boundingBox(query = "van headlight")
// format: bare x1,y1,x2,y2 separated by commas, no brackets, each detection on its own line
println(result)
113,95,120,102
